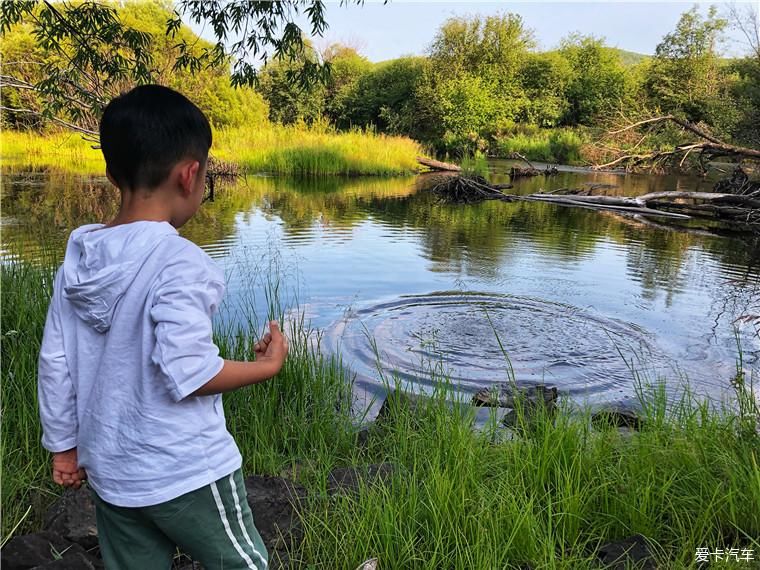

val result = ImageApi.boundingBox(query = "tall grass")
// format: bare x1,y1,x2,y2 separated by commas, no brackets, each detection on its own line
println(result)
1,131,104,174
460,151,490,178
1,124,422,177
495,127,585,165
3,259,759,568
213,123,421,176
1,262,60,545
298,380,760,568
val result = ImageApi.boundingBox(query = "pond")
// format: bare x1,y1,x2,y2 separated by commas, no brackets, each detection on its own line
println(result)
3,162,759,412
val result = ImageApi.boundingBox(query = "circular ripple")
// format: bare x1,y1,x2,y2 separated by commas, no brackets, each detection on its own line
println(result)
327,292,668,405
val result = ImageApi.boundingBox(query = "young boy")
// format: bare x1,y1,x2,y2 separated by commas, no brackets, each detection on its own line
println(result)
37,84,287,570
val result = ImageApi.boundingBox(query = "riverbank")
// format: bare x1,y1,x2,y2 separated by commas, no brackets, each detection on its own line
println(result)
2,260,759,567
0,125,422,177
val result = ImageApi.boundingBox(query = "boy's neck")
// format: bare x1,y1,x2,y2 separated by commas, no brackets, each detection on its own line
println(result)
106,187,177,229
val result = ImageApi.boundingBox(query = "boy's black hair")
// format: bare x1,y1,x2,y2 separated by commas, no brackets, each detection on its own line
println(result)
99,84,212,191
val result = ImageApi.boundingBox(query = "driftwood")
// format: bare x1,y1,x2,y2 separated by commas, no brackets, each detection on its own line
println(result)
510,165,559,179
507,151,559,178
425,174,760,232
593,115,760,174
204,156,241,202
713,166,760,196
417,156,461,172
430,175,514,204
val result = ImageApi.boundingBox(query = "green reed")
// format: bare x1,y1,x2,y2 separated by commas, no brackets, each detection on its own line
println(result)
297,377,760,569
494,127,585,165
2,259,759,569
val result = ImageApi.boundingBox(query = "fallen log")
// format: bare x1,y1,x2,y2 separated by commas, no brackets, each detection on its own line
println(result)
417,156,461,172
593,115,760,173
423,174,760,232
523,194,691,219
510,165,559,179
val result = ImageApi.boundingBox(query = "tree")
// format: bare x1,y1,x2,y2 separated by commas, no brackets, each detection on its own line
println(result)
644,6,733,128
428,13,534,82
726,3,760,146
0,0,357,134
559,34,630,125
256,40,326,125
334,56,426,134
416,72,508,155
321,44,372,127
517,52,573,127
0,1,268,132
418,13,535,153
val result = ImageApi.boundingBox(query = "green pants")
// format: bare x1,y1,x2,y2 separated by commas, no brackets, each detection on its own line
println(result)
92,469,268,570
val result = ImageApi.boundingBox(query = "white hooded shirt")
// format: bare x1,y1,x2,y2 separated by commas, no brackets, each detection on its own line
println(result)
38,221,242,507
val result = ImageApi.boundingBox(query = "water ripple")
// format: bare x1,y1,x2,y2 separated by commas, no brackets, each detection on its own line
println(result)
327,292,670,405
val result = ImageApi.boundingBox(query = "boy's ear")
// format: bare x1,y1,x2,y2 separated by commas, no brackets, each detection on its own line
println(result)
176,160,201,197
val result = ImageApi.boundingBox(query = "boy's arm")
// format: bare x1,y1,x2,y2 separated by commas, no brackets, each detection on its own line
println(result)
191,321,288,396
38,269,79,453
150,249,289,401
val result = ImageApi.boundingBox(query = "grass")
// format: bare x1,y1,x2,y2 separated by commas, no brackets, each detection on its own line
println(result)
0,124,422,177
0,131,104,174
213,123,421,176
494,127,586,165
460,151,490,178
2,259,760,568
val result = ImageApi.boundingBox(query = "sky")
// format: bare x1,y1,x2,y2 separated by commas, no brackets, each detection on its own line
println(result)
304,1,756,61
186,1,758,65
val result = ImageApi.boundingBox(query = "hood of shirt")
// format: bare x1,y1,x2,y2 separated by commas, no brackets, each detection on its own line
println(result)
62,221,178,333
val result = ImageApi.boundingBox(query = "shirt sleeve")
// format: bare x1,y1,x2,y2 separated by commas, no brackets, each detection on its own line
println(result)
38,268,78,452
150,251,226,402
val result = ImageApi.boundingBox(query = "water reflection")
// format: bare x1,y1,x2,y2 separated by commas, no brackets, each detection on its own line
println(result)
3,166,759,404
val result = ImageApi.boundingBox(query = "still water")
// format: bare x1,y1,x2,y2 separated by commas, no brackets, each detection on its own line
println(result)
3,163,759,410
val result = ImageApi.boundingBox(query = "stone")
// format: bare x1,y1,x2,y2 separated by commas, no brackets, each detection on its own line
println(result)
1,531,80,570
376,391,429,423
355,558,378,570
592,408,644,431
597,534,656,569
43,488,98,550
327,463,395,495
472,383,558,409
31,550,102,570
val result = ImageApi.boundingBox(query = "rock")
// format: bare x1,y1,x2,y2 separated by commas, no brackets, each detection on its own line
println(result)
1,532,81,570
327,464,395,495
31,550,102,570
376,391,429,423
356,427,372,449
43,488,98,550
592,408,644,431
472,384,559,429
597,534,656,569
245,475,307,569
472,383,558,409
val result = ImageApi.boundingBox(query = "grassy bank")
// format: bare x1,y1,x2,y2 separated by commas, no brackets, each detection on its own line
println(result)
493,127,586,165
0,125,422,177
214,124,421,176
2,261,759,568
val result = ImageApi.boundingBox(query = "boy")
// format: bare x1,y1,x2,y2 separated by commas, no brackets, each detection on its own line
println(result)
37,84,287,570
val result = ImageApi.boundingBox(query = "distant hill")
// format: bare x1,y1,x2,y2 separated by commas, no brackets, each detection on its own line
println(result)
535,47,650,67
607,48,650,66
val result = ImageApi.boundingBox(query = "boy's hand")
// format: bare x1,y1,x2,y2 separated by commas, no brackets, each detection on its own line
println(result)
53,448,87,489
253,321,288,371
